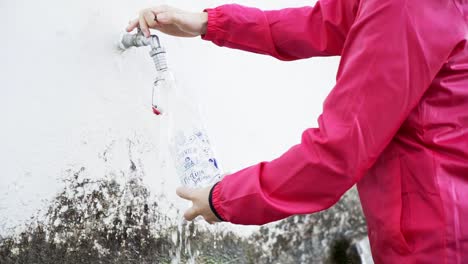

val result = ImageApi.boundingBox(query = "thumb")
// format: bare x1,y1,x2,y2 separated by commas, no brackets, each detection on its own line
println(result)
176,187,194,201
184,206,199,221
156,12,180,25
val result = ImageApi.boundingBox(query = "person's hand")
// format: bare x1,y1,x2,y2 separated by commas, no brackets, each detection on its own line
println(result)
126,5,208,38
176,185,221,224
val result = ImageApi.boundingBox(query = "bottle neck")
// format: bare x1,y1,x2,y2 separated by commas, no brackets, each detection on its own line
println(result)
156,68,171,77
155,68,175,84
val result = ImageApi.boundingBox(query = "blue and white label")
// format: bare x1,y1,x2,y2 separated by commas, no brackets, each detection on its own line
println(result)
169,127,223,188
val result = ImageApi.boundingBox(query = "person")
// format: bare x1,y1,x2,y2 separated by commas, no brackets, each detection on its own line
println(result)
126,1,468,263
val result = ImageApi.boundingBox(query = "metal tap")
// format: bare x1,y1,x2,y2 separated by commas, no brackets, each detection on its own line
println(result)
120,30,168,115
120,30,168,71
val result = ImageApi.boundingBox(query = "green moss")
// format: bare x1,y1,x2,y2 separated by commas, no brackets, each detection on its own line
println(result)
0,168,367,264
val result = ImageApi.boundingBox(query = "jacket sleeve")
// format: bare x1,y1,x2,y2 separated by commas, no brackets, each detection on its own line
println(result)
201,0,359,60
209,0,461,225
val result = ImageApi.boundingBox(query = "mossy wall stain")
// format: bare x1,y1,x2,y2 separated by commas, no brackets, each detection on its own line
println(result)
0,167,367,264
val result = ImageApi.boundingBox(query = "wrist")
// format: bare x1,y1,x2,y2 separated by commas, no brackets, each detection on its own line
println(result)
199,12,208,35
209,182,225,222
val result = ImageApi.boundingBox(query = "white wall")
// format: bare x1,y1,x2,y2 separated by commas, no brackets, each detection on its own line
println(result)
0,0,339,234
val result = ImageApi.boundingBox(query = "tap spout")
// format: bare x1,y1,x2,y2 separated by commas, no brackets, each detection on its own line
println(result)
119,30,168,115
120,30,167,71
120,30,163,50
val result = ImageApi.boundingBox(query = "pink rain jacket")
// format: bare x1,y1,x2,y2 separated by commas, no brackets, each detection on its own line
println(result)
202,0,468,263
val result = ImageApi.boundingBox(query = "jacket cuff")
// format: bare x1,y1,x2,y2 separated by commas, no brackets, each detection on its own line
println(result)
201,7,227,44
209,182,227,222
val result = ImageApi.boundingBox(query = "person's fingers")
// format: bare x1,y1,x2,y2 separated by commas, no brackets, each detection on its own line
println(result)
126,19,139,32
139,14,150,37
149,5,173,24
156,12,180,25
204,216,217,225
184,206,199,221
176,187,194,201
143,11,158,29
151,4,171,15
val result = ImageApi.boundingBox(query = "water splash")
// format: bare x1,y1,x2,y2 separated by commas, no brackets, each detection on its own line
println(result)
0,166,257,263
0,137,370,263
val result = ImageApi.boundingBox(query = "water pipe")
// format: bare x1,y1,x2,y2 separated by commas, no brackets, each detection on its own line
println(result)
119,30,167,115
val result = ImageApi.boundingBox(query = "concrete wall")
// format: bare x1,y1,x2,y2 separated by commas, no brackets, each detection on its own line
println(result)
0,0,339,234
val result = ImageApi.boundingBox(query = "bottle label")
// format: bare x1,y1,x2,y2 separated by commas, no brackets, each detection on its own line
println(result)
170,127,223,188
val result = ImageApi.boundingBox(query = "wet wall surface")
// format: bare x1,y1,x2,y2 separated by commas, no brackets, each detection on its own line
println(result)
0,0,368,263
0,164,366,263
